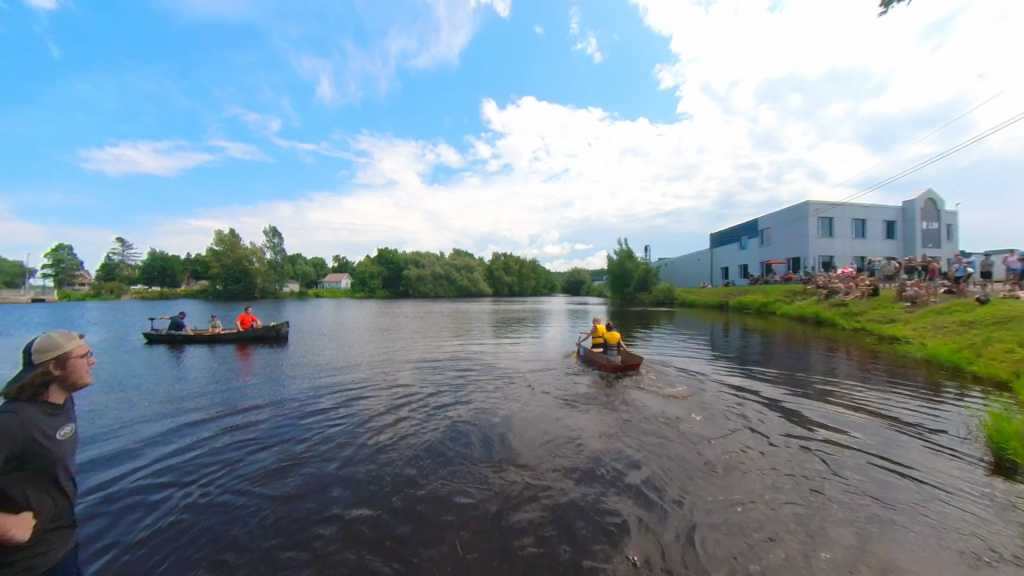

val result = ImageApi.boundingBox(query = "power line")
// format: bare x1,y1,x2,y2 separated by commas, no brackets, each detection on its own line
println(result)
709,106,1024,245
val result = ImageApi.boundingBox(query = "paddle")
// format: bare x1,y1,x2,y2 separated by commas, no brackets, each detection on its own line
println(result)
572,336,584,359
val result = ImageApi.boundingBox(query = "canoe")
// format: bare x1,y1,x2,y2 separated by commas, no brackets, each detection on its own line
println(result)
577,344,644,373
142,321,290,344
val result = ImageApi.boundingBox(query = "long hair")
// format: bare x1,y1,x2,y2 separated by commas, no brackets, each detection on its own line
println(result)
1,351,73,402
605,321,616,332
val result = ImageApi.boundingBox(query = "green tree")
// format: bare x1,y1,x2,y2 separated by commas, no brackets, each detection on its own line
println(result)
331,254,355,274
183,252,211,282
371,247,406,296
94,255,121,283
878,0,910,16
261,224,291,293
206,228,261,300
0,256,35,289
288,253,315,289
40,243,85,288
606,238,659,303
309,256,330,287
561,267,591,296
138,249,184,288
485,252,558,297
352,256,383,295
444,249,491,297
96,237,141,284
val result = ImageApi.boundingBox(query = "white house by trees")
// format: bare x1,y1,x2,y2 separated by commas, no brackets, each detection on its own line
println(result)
317,273,352,290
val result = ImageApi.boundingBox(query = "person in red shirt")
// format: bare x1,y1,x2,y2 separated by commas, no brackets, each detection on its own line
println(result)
236,307,262,331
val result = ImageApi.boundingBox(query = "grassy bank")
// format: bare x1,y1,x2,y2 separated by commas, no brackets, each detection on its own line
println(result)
667,285,1024,474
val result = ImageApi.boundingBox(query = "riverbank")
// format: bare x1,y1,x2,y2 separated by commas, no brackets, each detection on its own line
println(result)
670,285,1024,382
666,285,1024,474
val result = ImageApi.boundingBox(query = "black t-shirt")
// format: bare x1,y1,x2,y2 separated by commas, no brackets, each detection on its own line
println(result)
168,317,187,332
0,397,79,576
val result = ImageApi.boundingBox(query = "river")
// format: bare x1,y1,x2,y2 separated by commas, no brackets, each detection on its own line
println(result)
1,297,1022,575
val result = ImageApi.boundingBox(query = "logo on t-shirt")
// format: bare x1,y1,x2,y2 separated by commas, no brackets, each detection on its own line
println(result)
56,423,76,440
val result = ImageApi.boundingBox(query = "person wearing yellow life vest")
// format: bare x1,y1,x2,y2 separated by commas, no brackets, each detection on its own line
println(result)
603,321,629,363
579,317,606,352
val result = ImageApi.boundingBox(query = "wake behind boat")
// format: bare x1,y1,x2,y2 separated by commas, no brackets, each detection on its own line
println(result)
142,321,289,344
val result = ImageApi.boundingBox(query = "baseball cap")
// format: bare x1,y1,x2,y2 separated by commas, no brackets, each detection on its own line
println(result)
4,331,86,391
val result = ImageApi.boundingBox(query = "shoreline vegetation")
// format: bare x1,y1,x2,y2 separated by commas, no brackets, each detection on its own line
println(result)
658,285,1024,477
8,227,608,305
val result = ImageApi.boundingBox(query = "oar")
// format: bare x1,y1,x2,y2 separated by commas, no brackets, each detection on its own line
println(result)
572,336,583,359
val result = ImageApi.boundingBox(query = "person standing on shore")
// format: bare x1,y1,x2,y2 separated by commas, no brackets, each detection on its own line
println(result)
1,331,96,576
1004,250,1021,291
979,253,995,293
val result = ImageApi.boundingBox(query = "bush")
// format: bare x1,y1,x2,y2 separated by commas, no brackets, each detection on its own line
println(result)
648,283,678,306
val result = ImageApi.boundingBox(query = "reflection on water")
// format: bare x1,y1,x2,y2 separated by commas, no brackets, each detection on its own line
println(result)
0,298,1022,575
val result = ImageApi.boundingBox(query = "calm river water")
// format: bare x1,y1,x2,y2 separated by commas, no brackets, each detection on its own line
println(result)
1,297,1022,575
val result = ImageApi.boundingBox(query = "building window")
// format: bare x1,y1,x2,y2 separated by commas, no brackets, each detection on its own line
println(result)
818,217,834,238
759,228,772,247
739,235,749,251
739,264,750,280
720,266,729,282
946,223,954,242
884,220,897,240
852,218,866,239
787,257,802,273
819,255,835,273
853,256,866,272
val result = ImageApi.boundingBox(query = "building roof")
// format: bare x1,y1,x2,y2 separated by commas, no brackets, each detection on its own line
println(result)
320,273,351,282
72,270,93,283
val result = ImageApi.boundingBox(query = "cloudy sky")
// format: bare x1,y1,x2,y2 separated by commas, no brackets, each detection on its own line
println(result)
1,0,1022,272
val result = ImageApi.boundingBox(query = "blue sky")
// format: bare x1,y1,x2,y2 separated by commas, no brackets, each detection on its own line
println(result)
2,0,1023,272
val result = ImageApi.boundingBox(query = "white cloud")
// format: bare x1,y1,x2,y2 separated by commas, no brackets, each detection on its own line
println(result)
23,0,60,11
77,141,218,177
569,6,602,63
534,24,544,36
474,0,511,19
23,0,1024,269
227,106,352,159
547,251,609,272
77,139,273,177
208,140,272,162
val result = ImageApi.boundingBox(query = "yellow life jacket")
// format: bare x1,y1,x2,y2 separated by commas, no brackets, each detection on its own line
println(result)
591,324,606,345
604,331,622,354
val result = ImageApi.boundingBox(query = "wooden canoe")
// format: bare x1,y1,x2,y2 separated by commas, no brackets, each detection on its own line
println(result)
142,321,289,344
577,344,644,373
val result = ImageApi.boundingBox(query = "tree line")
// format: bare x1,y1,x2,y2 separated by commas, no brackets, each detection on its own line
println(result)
9,226,629,300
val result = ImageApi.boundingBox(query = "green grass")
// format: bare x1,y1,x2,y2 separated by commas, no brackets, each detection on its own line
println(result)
981,388,1024,476
671,285,1024,383
668,285,1024,477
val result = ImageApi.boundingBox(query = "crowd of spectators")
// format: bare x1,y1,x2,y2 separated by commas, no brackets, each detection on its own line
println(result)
699,250,1024,303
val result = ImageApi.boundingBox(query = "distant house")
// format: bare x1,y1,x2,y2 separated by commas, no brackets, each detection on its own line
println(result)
281,280,302,293
66,270,93,291
317,273,352,290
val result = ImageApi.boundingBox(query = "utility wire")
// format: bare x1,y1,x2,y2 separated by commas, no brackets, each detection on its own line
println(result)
708,104,1024,245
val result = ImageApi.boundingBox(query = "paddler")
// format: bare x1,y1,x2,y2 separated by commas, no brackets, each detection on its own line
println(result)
156,312,193,335
603,321,629,364
235,306,262,331
579,317,606,352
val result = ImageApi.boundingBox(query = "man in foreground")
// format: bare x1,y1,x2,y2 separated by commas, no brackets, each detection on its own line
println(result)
236,307,262,331
1,331,96,576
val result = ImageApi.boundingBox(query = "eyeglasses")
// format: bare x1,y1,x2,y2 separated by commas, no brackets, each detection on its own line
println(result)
69,350,94,361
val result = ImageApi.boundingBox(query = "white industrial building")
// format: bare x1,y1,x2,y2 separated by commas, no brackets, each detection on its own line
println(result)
655,189,961,287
